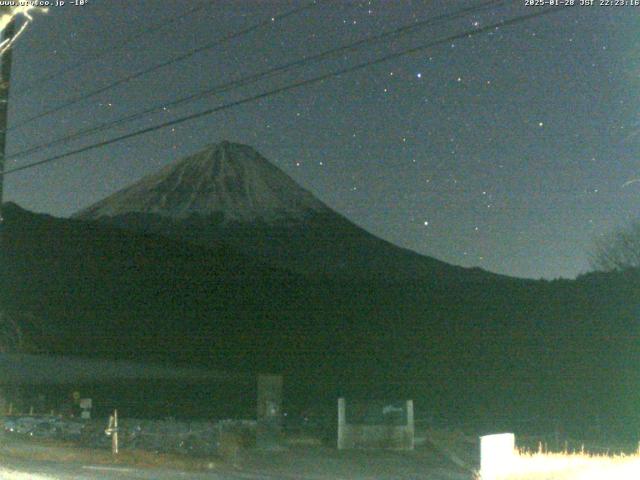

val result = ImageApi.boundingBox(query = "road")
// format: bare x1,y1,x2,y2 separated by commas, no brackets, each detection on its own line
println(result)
0,436,474,480
0,457,472,480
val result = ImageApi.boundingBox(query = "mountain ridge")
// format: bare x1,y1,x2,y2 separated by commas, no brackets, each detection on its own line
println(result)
74,141,504,283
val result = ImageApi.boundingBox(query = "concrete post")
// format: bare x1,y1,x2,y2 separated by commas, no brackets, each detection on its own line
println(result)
337,397,346,450
480,433,516,479
406,400,415,450
112,409,119,455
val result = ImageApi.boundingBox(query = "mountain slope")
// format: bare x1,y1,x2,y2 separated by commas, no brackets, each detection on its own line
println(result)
1,202,303,363
74,141,498,283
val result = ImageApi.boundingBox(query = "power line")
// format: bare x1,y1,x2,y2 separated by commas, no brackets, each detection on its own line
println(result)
14,0,220,96
8,1,320,131
1,6,570,178
6,0,505,161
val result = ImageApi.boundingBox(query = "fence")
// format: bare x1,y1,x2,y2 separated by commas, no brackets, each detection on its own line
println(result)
0,415,256,456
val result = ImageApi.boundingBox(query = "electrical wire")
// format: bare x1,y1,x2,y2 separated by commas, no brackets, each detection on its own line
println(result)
14,0,220,95
1,5,570,178
6,0,506,161
8,1,320,131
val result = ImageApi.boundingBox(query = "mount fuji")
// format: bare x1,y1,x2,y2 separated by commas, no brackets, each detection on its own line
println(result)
76,141,331,223
74,141,495,282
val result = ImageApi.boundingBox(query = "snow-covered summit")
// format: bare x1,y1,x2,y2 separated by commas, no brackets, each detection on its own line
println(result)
74,141,330,223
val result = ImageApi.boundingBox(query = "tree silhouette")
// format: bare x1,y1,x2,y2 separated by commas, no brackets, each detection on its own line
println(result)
591,221,640,271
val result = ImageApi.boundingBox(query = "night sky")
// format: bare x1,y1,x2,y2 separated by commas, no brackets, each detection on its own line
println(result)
2,0,639,279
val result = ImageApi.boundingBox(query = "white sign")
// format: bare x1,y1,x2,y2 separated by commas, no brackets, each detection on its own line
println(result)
480,433,516,479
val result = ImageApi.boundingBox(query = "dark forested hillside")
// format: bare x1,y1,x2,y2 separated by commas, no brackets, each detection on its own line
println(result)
2,202,639,438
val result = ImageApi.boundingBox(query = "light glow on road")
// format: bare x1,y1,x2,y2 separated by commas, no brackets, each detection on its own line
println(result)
0,466,57,479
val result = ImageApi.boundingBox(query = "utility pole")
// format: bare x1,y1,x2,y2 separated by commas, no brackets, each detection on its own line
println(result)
0,12,14,414
0,14,15,224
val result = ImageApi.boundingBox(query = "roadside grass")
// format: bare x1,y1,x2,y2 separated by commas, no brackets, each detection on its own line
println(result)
478,449,640,480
